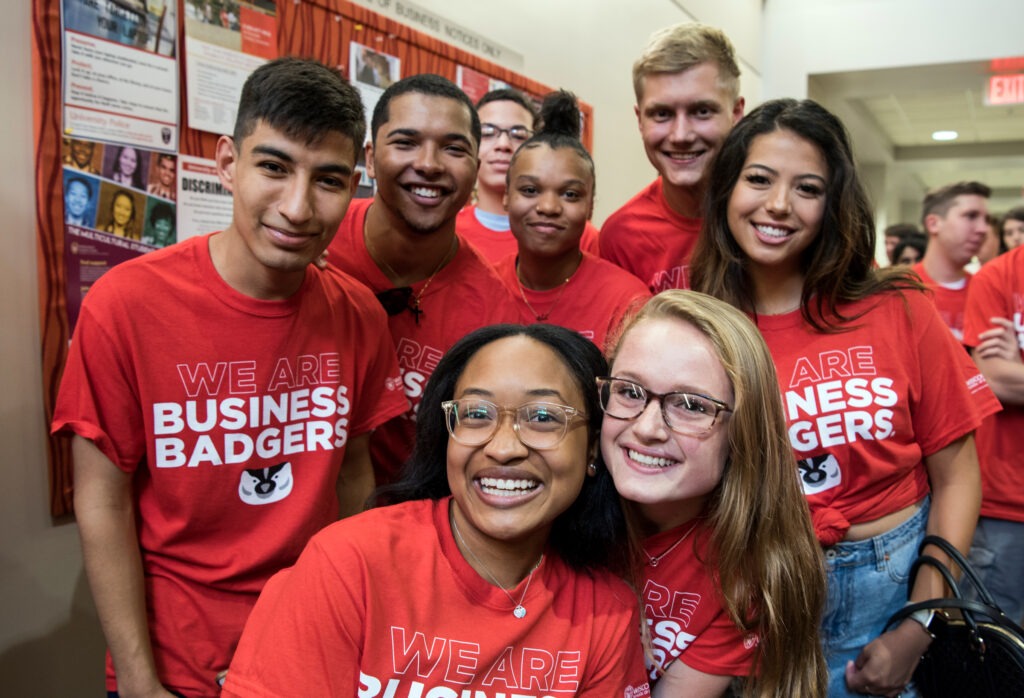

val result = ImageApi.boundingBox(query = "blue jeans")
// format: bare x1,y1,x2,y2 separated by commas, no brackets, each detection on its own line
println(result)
821,499,929,697
967,516,1024,624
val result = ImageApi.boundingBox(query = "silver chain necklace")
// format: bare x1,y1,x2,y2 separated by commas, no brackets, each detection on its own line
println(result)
646,520,700,567
451,514,543,619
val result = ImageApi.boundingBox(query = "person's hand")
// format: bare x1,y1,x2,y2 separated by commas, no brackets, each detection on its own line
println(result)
975,317,1022,362
844,620,931,696
313,249,330,270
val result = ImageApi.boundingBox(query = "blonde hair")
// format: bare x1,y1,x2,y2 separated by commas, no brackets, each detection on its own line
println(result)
632,22,741,103
609,291,827,698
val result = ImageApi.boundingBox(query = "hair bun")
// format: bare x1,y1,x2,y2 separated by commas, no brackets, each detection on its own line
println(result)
538,90,581,139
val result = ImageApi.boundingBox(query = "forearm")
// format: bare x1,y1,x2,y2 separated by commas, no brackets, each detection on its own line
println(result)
973,355,1024,405
73,438,168,698
336,433,375,518
916,435,981,601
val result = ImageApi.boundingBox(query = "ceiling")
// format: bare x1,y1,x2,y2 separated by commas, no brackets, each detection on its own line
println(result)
809,60,1024,224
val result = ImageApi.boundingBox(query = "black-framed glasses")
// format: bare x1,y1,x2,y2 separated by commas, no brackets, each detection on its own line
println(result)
441,398,585,449
596,377,731,437
374,287,423,324
480,123,533,143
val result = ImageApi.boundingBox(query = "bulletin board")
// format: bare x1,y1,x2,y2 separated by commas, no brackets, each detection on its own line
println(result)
33,0,594,517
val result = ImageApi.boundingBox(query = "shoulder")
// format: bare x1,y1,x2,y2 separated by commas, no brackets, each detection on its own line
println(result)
601,179,661,232
85,235,206,300
308,500,436,563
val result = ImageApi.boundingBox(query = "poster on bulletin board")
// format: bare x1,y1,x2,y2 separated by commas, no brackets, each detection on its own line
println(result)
60,0,179,151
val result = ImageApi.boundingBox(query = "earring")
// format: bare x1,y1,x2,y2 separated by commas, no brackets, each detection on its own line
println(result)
587,462,598,476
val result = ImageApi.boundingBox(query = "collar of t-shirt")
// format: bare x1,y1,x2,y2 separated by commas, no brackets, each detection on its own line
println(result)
474,207,510,232
938,277,968,291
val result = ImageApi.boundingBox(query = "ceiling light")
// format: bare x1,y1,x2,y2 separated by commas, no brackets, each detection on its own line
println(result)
932,130,959,141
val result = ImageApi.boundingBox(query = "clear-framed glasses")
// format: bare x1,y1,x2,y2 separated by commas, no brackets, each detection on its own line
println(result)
480,123,533,143
596,377,732,437
441,398,585,449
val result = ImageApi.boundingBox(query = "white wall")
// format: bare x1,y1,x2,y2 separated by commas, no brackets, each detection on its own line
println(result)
415,0,765,225
0,2,106,693
763,0,1024,100
763,0,1024,251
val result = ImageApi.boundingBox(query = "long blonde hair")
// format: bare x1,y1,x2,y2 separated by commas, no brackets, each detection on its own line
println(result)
608,290,827,698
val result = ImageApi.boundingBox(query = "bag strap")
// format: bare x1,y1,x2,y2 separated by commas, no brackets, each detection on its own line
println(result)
918,535,997,607
909,554,962,599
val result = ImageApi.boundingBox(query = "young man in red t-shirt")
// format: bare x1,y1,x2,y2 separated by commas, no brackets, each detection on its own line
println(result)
600,23,744,292
964,244,1024,622
328,75,521,483
913,181,991,342
52,59,407,697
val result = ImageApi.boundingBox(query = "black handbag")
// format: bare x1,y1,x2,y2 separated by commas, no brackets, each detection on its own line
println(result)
884,535,1024,697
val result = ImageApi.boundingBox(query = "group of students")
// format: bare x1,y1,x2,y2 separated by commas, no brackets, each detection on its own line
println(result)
51,18,1022,698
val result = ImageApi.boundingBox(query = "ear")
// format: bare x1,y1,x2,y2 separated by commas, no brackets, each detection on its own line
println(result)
923,213,941,237
502,190,509,212
349,169,362,197
731,97,746,124
215,135,238,194
365,141,376,181
634,103,642,131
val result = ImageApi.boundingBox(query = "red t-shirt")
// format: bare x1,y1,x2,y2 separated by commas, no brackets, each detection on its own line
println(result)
224,498,650,698
963,245,1024,522
753,291,1000,545
599,178,701,292
912,261,971,342
457,204,600,263
643,521,756,681
52,234,408,696
328,199,522,481
494,252,650,350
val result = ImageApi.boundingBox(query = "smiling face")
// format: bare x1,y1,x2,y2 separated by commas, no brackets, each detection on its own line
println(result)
726,128,829,283
65,180,90,219
215,120,360,298
368,92,478,236
477,99,535,202
447,335,591,554
602,317,733,532
636,63,743,215
156,155,176,186
111,192,134,227
505,144,593,262
70,139,94,168
118,147,138,176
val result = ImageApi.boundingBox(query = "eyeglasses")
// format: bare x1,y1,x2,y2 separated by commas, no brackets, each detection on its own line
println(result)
596,377,731,437
374,287,423,324
480,123,533,143
441,398,585,449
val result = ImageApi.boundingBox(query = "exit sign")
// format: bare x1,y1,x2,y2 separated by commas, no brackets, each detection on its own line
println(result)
987,73,1024,105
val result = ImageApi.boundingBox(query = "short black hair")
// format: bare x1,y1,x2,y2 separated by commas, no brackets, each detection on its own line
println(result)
375,323,630,575
370,73,481,147
233,56,365,150
148,201,174,226
476,87,538,128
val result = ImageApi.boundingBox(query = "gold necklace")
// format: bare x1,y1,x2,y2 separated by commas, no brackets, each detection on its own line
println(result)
514,254,580,322
646,519,700,567
366,233,457,324
450,512,543,619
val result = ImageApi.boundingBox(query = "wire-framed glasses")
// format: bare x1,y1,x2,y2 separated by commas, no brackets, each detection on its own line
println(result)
480,123,533,143
596,377,731,437
441,398,585,449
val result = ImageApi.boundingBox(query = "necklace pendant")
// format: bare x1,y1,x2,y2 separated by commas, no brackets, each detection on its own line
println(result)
513,605,527,619
648,558,659,568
